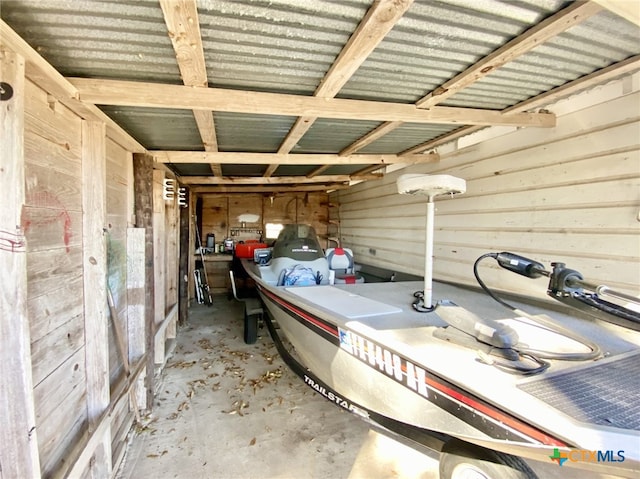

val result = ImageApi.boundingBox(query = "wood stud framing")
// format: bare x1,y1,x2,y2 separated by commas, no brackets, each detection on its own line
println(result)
71,78,556,128
62,0,635,191
81,120,112,478
5,2,638,191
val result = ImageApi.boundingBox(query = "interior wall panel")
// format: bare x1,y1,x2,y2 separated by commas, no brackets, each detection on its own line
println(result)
23,79,88,477
332,76,640,302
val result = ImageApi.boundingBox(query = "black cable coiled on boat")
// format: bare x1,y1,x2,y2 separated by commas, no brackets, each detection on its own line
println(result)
474,253,602,370
412,291,436,313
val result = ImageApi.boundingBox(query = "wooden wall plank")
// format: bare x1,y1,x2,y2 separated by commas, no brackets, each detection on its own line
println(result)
0,47,41,479
152,169,167,364
106,137,131,385
132,154,155,409
30,311,84,387
32,347,86,476
127,227,147,408
228,194,263,241
199,192,330,245
23,55,89,478
201,195,228,247
81,120,112,477
165,186,179,310
26,246,82,298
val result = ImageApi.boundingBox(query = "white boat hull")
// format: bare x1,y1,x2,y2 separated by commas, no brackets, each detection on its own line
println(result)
244,261,640,478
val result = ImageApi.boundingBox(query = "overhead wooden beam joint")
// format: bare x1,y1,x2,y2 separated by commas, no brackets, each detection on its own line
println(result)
69,78,556,128
152,151,440,165
191,184,351,193
180,173,382,186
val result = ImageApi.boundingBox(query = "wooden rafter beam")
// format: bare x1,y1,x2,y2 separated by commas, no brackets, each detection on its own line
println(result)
153,151,439,165
307,165,331,177
274,0,413,167
191,184,351,193
400,54,640,155
416,1,604,109
180,174,381,185
337,1,603,156
159,0,207,87
339,120,404,156
70,78,555,127
159,0,221,176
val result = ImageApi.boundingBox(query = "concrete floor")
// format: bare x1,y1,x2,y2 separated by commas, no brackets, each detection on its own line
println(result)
116,296,440,479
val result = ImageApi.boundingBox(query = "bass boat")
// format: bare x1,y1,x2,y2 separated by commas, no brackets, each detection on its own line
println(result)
240,175,640,479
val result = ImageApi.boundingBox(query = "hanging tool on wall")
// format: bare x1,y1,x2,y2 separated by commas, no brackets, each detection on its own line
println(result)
194,215,212,306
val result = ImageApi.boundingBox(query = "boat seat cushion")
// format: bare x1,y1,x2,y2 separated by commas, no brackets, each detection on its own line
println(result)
325,247,364,283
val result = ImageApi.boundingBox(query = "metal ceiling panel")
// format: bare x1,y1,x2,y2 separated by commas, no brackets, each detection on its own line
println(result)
2,0,639,190
271,164,318,176
220,164,267,176
322,164,374,175
444,10,640,109
294,118,383,154
169,163,215,177
1,0,181,82
196,0,372,94
338,0,570,103
99,106,203,150
358,122,460,154
213,112,297,152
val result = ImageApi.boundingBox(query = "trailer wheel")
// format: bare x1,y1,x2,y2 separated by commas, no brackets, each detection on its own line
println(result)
244,311,259,344
439,441,537,479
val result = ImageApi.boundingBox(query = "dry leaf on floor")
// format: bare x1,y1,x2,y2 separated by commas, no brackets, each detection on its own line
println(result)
197,338,214,351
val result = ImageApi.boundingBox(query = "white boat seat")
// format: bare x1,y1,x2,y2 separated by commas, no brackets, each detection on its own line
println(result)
325,247,364,284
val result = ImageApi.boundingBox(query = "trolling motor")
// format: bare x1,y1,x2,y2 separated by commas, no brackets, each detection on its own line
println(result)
490,252,640,331
433,251,640,375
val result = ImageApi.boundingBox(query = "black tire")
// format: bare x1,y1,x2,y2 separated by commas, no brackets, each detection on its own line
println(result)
244,311,259,344
439,441,538,479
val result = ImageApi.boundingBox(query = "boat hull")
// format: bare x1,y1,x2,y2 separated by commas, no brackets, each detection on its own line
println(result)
245,261,640,477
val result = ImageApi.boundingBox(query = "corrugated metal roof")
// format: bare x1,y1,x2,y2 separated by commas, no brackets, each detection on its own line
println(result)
99,106,203,150
198,0,372,94
214,112,296,152
294,118,383,153
358,122,460,154
338,0,569,104
1,0,182,82
2,0,639,189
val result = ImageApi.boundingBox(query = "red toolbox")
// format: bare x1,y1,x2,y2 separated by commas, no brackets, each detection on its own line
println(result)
234,241,268,259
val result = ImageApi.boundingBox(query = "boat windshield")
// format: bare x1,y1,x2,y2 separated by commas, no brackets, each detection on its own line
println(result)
272,224,324,261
